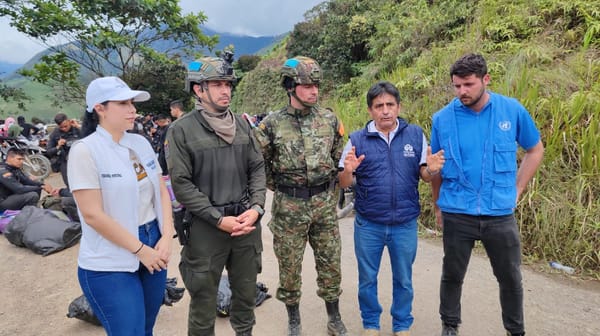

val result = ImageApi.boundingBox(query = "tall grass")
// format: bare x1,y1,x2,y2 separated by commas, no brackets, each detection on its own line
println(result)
329,42,600,279
233,0,600,277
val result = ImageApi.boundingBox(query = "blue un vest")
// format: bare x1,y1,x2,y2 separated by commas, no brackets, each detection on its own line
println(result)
433,94,525,215
350,119,423,225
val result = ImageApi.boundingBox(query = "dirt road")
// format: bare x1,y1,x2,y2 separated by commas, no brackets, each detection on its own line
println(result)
0,174,599,335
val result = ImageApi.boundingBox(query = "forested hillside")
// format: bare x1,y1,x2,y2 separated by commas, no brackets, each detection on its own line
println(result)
232,0,600,276
0,23,279,121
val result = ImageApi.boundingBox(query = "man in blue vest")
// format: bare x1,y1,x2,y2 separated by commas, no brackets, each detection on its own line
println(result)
431,53,544,336
338,81,445,336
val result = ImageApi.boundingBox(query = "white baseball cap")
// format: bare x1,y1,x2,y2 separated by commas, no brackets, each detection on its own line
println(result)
86,76,151,112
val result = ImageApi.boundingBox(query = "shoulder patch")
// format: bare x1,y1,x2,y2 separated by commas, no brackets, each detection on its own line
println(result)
259,122,266,130
338,120,345,137
164,139,169,158
2,172,12,178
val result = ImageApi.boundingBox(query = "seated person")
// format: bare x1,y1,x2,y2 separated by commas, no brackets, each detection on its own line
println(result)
0,148,54,211
56,187,79,222
17,116,40,140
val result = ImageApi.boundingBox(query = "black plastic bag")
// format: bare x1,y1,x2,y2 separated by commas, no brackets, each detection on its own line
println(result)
4,205,81,256
216,275,233,317
67,277,186,325
216,275,272,317
66,295,101,326
163,277,186,306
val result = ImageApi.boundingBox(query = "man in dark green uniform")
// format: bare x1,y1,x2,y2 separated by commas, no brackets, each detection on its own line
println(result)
254,56,347,336
166,54,266,336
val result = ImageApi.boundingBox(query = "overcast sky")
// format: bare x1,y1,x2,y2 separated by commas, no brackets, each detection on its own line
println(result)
0,0,324,64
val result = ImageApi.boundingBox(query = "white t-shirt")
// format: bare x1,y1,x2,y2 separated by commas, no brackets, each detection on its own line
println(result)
68,144,157,225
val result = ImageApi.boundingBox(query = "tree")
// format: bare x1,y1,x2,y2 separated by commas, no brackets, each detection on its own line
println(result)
0,81,29,110
124,53,191,116
0,0,217,105
236,55,261,73
286,0,373,86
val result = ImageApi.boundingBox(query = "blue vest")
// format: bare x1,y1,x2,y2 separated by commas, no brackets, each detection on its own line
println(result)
350,119,423,225
432,93,538,215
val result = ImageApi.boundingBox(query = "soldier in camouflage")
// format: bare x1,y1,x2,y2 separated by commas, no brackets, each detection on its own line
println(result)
253,56,347,336
166,54,266,336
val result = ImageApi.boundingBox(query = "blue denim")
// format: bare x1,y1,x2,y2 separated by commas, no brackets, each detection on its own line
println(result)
78,219,167,336
354,214,418,332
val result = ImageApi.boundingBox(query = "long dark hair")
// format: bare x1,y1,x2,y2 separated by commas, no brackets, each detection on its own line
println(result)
81,109,100,138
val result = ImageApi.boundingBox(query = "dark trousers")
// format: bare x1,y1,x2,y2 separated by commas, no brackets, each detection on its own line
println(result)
439,212,524,334
61,196,79,222
0,191,40,211
179,218,262,336
60,161,69,188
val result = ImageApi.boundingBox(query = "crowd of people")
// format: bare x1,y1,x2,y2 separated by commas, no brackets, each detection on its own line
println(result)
0,112,81,218
0,52,544,336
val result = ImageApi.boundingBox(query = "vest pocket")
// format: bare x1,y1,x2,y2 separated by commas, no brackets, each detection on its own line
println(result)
491,180,516,210
441,155,459,179
493,143,517,173
438,182,467,211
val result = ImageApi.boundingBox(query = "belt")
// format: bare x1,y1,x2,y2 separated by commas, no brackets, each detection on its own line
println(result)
277,183,329,200
214,202,247,216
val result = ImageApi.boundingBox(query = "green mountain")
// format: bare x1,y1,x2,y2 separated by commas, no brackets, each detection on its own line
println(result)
234,0,600,275
0,27,282,121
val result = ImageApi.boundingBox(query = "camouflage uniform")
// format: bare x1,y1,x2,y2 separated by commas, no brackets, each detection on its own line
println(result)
254,104,345,305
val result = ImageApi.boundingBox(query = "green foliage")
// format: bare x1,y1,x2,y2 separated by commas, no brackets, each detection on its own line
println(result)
230,44,289,115
0,77,83,121
0,80,29,110
286,0,373,86
19,53,83,103
237,0,600,275
0,0,216,105
236,55,261,73
123,54,191,116
233,54,262,84
365,0,473,75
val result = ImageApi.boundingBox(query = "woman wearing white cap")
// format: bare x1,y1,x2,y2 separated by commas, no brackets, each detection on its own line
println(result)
67,77,174,335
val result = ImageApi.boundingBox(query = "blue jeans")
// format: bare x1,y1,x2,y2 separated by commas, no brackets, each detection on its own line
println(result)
354,214,418,332
78,219,167,336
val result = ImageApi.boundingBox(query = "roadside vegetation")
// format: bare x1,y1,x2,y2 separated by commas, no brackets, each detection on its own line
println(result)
0,0,597,277
233,0,600,278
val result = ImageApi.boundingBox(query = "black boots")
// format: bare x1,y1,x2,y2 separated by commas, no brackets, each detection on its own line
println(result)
286,301,346,335
325,300,347,336
286,304,301,336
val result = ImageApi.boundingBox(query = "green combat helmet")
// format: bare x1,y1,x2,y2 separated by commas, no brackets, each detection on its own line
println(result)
280,56,321,88
185,51,236,93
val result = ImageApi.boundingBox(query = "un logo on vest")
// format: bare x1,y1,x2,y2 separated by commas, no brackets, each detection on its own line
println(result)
403,144,415,157
498,121,511,131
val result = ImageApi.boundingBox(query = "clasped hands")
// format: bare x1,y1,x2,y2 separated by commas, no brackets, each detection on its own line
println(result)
218,208,260,236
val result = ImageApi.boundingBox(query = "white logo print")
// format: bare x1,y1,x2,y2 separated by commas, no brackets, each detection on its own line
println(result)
403,144,415,157
499,121,511,131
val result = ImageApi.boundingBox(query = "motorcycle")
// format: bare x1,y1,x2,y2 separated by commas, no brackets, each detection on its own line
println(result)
337,186,355,219
0,136,53,180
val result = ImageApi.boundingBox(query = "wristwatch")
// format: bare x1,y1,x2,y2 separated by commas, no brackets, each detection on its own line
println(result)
251,204,265,216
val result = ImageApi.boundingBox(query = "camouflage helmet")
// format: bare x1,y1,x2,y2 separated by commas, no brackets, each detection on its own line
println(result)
185,55,236,92
280,56,321,88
